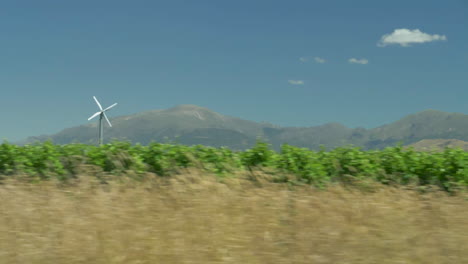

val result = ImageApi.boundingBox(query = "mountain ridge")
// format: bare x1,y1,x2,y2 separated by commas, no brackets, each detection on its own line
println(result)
21,105,468,151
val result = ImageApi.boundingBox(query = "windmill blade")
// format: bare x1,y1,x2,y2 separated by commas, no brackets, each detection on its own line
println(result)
103,103,118,112
88,111,102,121
93,96,103,110
103,112,112,127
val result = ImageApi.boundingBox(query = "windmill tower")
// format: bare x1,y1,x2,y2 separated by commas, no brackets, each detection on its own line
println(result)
87,96,117,145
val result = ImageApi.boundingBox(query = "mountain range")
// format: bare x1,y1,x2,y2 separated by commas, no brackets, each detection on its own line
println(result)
22,105,468,151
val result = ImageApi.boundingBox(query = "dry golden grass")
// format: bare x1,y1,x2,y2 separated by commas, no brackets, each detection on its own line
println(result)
1,170,467,264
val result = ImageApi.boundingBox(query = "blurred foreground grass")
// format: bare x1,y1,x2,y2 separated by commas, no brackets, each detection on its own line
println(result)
1,170,467,264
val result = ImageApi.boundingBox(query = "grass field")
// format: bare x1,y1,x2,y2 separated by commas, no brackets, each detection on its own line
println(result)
1,170,467,264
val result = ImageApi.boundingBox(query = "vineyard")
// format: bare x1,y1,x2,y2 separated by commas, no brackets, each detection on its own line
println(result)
2,141,468,263
0,140,467,192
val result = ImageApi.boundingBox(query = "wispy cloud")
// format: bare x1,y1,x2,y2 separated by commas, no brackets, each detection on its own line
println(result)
299,57,308,62
288,80,304,85
314,57,326,64
348,58,368,65
378,28,447,47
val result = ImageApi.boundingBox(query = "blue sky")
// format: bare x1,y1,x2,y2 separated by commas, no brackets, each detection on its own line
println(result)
1,0,467,141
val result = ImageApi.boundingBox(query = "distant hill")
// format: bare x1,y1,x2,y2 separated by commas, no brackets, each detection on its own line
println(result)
25,105,269,150
365,110,468,149
22,106,468,151
405,139,468,152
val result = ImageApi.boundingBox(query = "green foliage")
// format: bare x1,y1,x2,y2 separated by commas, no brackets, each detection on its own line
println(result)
0,141,66,180
241,141,277,168
0,141,466,192
0,142,20,175
276,144,329,186
139,142,194,176
191,145,241,174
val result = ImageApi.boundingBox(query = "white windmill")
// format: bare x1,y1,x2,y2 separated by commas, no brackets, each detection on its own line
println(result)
87,96,117,145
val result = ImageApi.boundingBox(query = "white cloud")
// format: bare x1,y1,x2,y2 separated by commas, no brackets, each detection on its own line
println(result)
348,58,368,65
314,57,326,63
300,56,326,63
288,80,304,85
378,28,447,47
